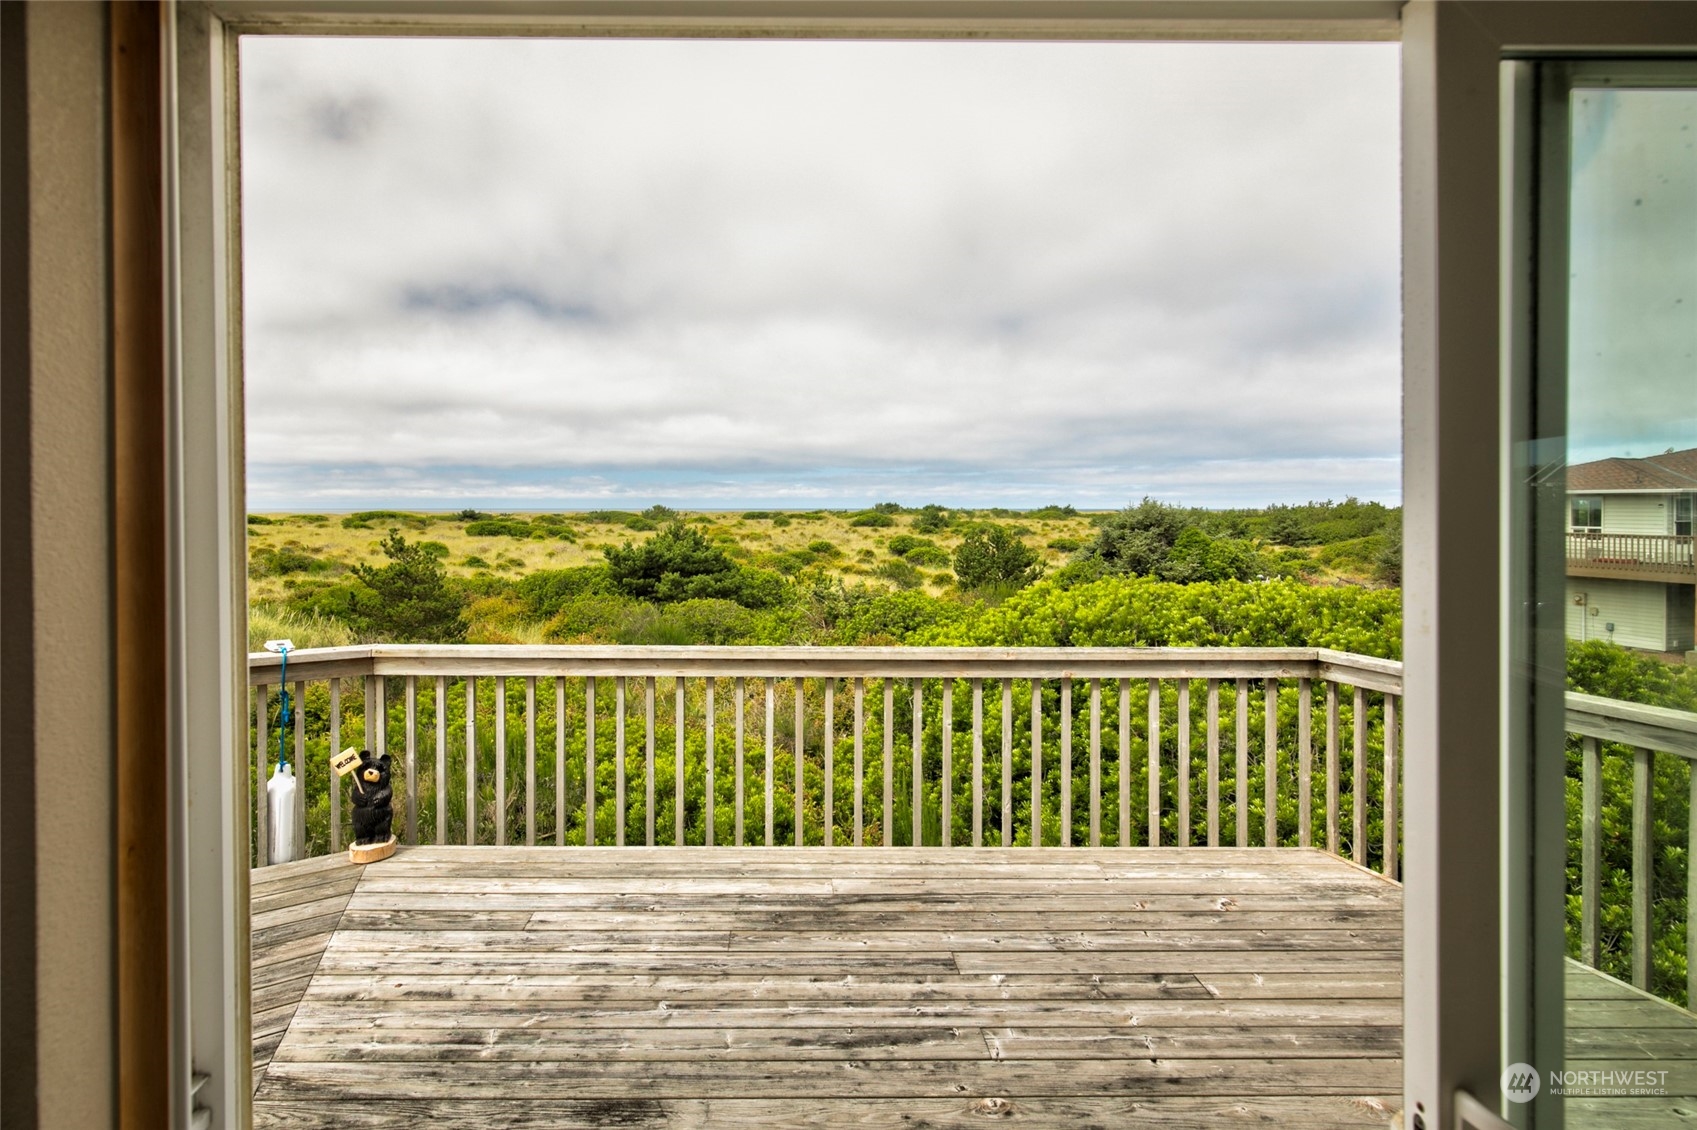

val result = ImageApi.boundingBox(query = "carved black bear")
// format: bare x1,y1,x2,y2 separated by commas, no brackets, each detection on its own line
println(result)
350,750,393,846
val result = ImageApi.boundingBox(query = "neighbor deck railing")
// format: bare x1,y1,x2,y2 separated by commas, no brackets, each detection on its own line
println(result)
248,646,1405,875
1566,531,1696,578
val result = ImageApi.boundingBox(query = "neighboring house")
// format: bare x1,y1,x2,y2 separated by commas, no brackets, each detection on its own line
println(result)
1566,447,1697,655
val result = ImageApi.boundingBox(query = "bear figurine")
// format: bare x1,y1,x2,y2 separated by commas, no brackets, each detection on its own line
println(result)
350,750,394,847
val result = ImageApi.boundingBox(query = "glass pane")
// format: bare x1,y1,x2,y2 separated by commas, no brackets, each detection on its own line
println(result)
1561,83,1697,1129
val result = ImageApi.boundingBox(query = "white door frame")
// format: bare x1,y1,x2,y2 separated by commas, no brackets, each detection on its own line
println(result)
161,4,1697,1128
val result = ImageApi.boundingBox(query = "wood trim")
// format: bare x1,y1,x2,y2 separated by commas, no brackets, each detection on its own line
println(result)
111,2,169,1127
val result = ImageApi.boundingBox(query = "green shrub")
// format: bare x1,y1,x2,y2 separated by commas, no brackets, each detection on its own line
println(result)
247,514,275,526
614,598,759,645
906,545,950,568
887,534,937,558
250,546,327,577
911,505,951,534
1047,537,1083,552
465,518,533,538
806,540,840,557
875,560,924,590
462,555,490,568
542,593,644,641
912,575,1403,655
953,525,1042,592
517,566,616,618
348,531,467,642
849,512,895,528
418,541,450,558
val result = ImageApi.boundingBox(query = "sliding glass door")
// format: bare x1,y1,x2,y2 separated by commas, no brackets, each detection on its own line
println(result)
1512,59,1697,1130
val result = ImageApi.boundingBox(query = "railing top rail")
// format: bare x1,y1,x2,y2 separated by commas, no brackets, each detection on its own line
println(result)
246,644,1408,691
1566,690,1697,758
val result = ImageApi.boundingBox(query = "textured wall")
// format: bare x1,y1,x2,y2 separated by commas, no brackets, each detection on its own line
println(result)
27,3,115,1127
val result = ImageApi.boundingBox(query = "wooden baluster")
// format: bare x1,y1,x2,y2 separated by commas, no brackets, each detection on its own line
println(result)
1117,678,1130,848
1000,681,1013,847
941,678,953,848
1383,694,1397,877
494,678,507,846
1089,678,1101,848
329,678,342,853
972,678,984,848
764,676,775,847
1060,678,1072,847
823,680,835,847
465,677,477,846
794,677,805,847
883,679,894,848
435,676,447,845
1633,746,1653,990
1264,678,1278,848
1299,677,1313,848
1177,681,1190,847
584,676,595,847
676,677,686,847
1205,678,1219,848
911,678,923,848
554,676,565,847
704,678,715,847
853,678,865,847
1326,681,1340,856
255,685,268,866
405,675,418,846
1353,686,1367,865
1031,679,1043,847
645,676,656,848
734,677,746,847
1147,679,1160,847
524,676,535,847
1235,678,1249,849
293,679,306,856
615,676,626,848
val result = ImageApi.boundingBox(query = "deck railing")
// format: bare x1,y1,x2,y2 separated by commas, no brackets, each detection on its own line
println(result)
248,646,1405,875
1566,693,1697,1005
246,645,1697,1006
1566,531,1696,577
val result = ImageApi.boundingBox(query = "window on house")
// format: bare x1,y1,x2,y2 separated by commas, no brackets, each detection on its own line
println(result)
1571,495,1603,531
1677,494,1693,537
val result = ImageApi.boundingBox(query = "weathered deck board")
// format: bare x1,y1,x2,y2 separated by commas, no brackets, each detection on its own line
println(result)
1565,960,1697,1127
250,856,362,1092
252,847,1402,1127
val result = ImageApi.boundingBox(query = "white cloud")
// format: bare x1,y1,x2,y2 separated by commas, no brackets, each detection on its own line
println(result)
241,37,1402,509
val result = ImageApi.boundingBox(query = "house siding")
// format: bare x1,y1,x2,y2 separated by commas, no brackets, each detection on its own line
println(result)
1588,493,1674,535
1565,577,1671,651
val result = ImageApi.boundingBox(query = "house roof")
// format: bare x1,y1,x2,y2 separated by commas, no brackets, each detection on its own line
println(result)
1569,447,1697,492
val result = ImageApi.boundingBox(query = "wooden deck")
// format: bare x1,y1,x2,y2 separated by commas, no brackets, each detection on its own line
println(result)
251,846,1404,1127
1565,960,1697,1128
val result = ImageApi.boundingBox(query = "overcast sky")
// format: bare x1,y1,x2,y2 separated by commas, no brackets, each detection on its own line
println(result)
240,37,1403,511
1568,88,1697,467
